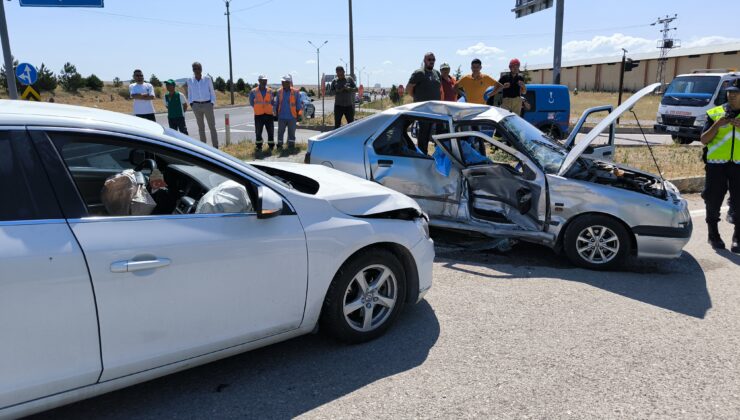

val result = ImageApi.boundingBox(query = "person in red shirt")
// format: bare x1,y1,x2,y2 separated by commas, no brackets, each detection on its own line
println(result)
439,63,457,101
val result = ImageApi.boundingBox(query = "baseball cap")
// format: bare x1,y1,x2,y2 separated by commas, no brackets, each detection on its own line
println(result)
440,63,451,70
164,79,176,86
727,78,740,92
258,74,267,81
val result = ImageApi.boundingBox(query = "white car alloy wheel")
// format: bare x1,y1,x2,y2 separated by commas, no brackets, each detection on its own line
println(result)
575,225,620,264
343,264,398,332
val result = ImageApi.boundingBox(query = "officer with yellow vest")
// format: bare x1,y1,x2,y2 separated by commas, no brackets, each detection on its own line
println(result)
249,75,275,152
700,78,740,253
273,75,303,149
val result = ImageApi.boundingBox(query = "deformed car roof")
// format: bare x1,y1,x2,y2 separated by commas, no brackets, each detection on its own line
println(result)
389,100,498,121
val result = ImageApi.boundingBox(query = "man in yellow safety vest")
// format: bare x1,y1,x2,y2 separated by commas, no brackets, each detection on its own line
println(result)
249,75,275,151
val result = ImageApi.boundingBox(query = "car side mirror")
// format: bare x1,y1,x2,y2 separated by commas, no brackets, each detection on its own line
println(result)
256,185,283,219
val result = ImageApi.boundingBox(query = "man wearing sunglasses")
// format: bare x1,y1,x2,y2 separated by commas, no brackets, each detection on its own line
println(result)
406,52,442,155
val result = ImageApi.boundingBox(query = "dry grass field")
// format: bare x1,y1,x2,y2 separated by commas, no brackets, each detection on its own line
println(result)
615,145,704,179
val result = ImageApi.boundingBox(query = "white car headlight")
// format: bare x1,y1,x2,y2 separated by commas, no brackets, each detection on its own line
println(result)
656,114,663,124
694,117,706,127
415,216,430,239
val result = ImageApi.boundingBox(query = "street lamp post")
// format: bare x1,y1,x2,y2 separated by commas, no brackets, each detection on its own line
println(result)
309,40,328,126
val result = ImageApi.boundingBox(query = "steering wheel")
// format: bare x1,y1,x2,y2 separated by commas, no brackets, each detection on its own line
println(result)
134,158,157,174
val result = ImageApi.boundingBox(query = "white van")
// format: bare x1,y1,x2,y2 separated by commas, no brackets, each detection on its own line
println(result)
654,71,739,144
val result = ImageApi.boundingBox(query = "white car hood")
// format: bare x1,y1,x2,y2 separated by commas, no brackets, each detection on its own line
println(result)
558,82,661,176
252,161,423,217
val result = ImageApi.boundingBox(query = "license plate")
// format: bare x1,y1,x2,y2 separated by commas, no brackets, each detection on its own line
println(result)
667,126,679,132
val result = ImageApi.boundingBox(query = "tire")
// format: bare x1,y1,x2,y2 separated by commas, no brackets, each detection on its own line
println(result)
320,249,406,343
671,135,694,145
563,214,631,270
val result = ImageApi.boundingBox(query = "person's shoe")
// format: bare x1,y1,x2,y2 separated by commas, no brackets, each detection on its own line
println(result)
276,143,284,150
708,223,726,250
731,227,740,254
288,142,296,150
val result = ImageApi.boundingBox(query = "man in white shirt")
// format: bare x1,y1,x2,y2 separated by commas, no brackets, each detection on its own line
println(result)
185,62,219,147
129,69,156,121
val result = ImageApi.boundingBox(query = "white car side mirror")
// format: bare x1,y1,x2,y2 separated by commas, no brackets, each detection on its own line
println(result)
256,185,283,219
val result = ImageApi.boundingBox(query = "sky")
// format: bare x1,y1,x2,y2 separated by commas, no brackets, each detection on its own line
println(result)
3,0,739,87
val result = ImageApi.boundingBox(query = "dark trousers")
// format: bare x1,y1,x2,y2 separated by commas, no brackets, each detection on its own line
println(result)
334,105,355,129
254,114,275,148
703,163,740,224
136,113,156,122
417,121,433,155
167,116,188,134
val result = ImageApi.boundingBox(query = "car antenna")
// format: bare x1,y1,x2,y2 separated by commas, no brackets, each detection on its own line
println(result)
631,109,667,198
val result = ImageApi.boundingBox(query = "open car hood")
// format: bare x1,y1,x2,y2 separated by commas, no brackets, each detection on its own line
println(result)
557,82,661,176
252,161,423,217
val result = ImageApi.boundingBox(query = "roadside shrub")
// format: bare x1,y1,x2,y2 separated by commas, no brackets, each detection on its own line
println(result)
86,74,104,91
36,63,58,92
118,87,130,99
149,74,162,87
112,77,122,88
59,62,85,92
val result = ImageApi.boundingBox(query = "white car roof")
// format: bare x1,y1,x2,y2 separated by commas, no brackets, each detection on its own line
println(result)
0,100,165,137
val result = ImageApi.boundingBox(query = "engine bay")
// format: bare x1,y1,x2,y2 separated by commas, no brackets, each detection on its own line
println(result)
570,159,667,199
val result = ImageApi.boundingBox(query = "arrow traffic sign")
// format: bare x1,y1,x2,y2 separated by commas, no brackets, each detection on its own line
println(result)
21,85,41,101
16,62,37,86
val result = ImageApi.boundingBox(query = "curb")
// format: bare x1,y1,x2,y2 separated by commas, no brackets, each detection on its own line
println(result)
667,176,705,194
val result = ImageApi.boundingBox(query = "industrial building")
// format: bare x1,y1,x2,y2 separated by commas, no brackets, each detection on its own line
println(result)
525,42,740,91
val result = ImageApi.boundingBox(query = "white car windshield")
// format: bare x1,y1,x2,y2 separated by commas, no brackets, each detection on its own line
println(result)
498,115,567,174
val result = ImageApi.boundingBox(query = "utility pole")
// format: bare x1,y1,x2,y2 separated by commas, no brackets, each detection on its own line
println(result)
348,0,355,82
309,40,328,125
552,0,564,84
225,0,235,105
652,14,679,93
0,1,18,100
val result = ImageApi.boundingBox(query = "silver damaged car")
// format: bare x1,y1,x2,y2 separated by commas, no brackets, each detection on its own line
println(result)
306,83,692,269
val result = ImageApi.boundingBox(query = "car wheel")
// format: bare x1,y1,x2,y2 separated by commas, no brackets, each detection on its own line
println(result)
563,214,631,270
671,135,693,145
320,249,406,343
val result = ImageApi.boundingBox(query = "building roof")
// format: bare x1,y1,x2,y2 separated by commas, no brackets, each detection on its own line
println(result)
524,42,740,71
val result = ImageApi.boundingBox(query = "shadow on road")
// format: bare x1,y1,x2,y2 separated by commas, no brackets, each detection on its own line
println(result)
436,240,711,319
32,301,439,419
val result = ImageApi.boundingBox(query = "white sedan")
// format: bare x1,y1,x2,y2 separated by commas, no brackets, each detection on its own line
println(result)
0,101,433,417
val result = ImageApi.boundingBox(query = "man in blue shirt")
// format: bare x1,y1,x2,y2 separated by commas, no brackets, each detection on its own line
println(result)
273,75,302,149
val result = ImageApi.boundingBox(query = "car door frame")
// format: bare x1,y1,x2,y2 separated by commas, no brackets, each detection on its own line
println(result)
563,105,616,161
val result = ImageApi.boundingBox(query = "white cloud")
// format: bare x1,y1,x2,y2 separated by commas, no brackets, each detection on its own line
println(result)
683,36,740,48
456,42,504,57
527,47,551,57
305,59,316,64
383,60,393,65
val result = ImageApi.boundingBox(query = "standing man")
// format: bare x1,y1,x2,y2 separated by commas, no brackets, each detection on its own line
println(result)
274,75,302,150
455,58,502,105
439,62,457,102
163,79,188,134
249,75,275,152
499,58,527,115
129,69,156,121
186,62,219,148
407,52,442,155
700,78,740,253
331,66,357,129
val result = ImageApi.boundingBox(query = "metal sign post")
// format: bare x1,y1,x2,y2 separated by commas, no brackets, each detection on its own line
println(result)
0,1,18,99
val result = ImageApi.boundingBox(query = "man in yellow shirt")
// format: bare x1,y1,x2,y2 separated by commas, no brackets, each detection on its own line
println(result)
455,58,503,104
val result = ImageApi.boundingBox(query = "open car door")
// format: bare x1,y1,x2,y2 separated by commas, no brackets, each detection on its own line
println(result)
433,131,548,232
562,105,616,161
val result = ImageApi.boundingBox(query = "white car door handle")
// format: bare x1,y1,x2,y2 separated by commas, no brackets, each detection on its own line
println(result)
110,258,171,273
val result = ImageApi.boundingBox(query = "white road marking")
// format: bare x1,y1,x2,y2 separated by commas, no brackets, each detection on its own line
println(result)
690,206,730,218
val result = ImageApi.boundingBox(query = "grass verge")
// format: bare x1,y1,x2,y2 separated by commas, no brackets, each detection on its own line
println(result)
615,145,703,179
220,141,307,161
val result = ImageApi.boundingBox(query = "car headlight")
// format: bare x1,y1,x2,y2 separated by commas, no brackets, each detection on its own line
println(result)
415,216,430,239
656,114,663,124
694,117,706,127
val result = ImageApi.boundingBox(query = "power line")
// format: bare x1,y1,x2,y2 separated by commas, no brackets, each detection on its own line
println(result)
231,0,276,14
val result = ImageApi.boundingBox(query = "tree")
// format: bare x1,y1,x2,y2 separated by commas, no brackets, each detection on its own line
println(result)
244,82,252,91
308,89,316,97
214,76,226,92
0,58,19,92
454,65,462,80
236,78,246,92
389,84,400,103
59,62,84,92
86,74,104,91
112,77,122,88
35,63,58,92
226,78,233,91
149,74,162,87
299,86,307,93
521,64,532,84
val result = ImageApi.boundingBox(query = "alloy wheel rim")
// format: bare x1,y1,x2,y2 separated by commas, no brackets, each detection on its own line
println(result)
343,264,398,332
575,225,620,264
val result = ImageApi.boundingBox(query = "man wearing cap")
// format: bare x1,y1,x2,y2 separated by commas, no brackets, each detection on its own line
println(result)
330,66,357,129
455,58,502,105
700,78,740,253
186,61,219,147
273,75,302,149
499,59,527,116
249,75,275,151
440,63,457,102
163,79,189,134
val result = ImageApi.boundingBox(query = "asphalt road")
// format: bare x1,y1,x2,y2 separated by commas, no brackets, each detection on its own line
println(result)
34,195,740,419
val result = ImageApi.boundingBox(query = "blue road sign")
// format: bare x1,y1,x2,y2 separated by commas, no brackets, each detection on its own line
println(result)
15,63,38,86
19,0,104,7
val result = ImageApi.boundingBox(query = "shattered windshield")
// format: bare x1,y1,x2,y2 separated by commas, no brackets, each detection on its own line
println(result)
499,115,567,174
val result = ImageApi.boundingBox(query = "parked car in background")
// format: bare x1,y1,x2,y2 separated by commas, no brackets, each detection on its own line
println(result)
0,101,433,417
300,91,316,118
654,71,739,144
306,83,691,270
